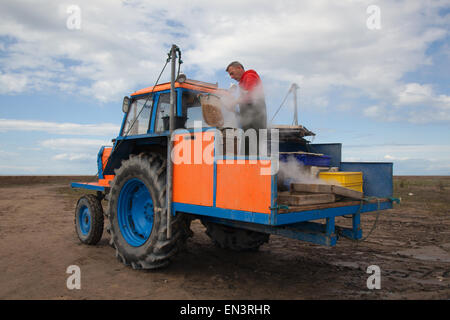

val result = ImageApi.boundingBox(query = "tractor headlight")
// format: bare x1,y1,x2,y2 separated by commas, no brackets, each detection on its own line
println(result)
176,73,187,84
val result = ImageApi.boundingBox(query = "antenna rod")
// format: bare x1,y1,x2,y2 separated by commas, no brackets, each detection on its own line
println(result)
292,83,299,126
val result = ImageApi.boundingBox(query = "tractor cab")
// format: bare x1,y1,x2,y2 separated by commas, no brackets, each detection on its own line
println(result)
93,79,227,184
121,79,226,137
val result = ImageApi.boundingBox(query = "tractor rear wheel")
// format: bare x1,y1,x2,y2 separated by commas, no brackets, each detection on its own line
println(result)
202,221,270,251
75,194,104,245
106,153,190,270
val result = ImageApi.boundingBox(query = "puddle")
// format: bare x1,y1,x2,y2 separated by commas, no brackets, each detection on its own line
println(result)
396,246,450,263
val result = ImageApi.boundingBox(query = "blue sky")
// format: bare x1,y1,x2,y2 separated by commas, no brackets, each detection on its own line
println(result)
0,0,449,175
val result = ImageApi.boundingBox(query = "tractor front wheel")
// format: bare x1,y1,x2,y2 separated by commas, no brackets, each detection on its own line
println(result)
107,153,190,270
75,194,104,245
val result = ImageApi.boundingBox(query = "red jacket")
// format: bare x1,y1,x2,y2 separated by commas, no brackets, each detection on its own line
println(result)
239,69,262,92
236,69,267,130
238,69,264,105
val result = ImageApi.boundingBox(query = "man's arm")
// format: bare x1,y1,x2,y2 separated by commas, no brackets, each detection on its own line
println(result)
220,72,260,111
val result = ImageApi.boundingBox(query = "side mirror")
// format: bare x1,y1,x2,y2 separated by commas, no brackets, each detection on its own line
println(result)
122,96,130,113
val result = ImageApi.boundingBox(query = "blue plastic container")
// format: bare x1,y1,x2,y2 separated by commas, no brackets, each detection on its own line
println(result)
280,153,331,167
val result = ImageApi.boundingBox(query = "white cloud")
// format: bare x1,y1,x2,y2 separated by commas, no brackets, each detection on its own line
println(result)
40,138,111,167
0,149,19,158
363,105,384,118
0,118,114,174
0,119,119,136
0,0,448,124
0,164,39,173
383,154,410,161
0,72,28,93
40,138,110,151
345,143,450,158
52,153,94,161
397,83,435,105
0,138,108,174
361,80,450,123
343,144,450,175
0,0,174,101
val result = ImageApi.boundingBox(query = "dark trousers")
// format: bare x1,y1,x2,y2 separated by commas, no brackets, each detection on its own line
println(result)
239,101,267,156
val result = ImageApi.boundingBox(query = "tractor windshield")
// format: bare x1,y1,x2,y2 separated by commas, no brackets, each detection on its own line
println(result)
122,95,153,136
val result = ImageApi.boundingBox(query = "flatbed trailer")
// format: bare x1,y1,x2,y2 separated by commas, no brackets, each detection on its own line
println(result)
72,128,396,249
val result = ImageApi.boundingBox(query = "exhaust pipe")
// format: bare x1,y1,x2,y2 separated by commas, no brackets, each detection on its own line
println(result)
166,44,178,239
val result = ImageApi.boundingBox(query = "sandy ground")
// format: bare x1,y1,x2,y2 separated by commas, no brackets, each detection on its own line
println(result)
0,176,449,300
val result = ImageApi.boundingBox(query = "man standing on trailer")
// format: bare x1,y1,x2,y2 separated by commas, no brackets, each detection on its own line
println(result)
225,61,267,132
224,61,267,155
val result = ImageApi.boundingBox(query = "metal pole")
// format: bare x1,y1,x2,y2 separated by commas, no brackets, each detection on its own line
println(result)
292,83,299,126
166,44,177,239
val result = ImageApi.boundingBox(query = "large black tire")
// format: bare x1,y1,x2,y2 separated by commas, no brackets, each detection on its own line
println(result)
202,221,269,251
75,194,104,245
106,153,190,270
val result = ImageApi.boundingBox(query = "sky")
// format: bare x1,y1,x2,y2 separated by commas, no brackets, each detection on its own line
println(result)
0,0,449,176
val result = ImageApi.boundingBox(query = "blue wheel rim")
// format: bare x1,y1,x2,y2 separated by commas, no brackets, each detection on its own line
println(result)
118,178,154,247
78,205,91,236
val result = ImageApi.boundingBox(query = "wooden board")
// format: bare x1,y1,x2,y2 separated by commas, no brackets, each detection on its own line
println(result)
290,183,363,200
331,185,363,199
278,192,335,206
291,183,332,194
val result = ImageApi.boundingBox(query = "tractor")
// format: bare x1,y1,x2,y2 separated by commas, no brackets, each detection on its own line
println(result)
71,45,398,270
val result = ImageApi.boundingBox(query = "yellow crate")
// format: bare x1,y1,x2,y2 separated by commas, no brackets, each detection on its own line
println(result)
319,172,363,192
341,182,363,192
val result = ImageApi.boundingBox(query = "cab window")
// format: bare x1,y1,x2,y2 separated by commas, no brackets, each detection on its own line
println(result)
122,95,153,136
182,91,211,128
155,93,175,132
